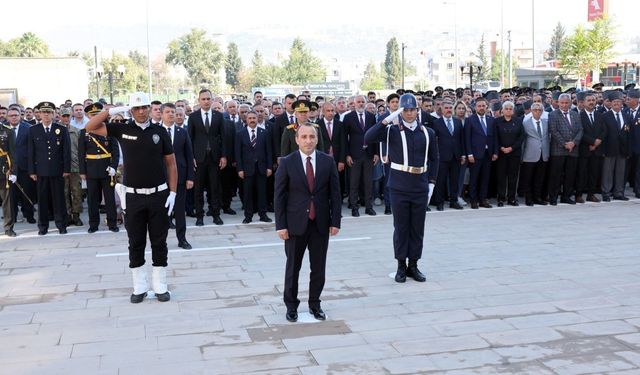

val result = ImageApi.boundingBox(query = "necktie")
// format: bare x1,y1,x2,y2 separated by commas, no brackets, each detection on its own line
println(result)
204,112,210,130
480,116,487,135
306,156,315,220
45,127,50,134
536,120,542,138
167,127,171,140
589,112,594,125
231,115,236,122
616,112,622,129
250,129,256,148
326,121,332,139
563,112,571,127
446,118,453,135
359,113,365,130
289,115,294,124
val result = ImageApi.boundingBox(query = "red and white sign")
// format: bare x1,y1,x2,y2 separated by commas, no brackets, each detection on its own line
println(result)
588,0,607,21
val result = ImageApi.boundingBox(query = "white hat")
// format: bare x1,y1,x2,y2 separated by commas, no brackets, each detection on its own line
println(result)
128,92,151,107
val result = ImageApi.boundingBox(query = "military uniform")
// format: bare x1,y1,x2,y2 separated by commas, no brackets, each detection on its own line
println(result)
280,101,324,157
64,117,83,226
0,124,17,236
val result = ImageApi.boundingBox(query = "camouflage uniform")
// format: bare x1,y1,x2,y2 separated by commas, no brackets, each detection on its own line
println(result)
64,124,83,225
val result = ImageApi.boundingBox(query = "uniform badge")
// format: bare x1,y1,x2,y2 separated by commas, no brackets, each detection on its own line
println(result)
152,134,160,144
55,128,60,135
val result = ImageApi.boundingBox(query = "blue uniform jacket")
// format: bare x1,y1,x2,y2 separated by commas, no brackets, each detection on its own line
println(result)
28,122,71,176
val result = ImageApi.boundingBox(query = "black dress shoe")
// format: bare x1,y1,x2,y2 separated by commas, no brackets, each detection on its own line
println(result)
560,197,576,205
395,260,407,283
471,202,479,209
613,195,629,201
309,307,326,321
602,196,611,202
178,240,192,249
223,207,237,215
575,196,585,204
351,208,360,217
88,227,98,233
168,221,176,229
259,214,272,223
156,291,171,302
195,218,204,226
406,260,426,282
213,216,224,225
549,199,558,206
508,200,519,207
242,217,252,224
426,206,431,212
286,310,298,322
497,201,504,207
59,228,67,234
26,217,36,224
449,202,463,210
525,200,534,207
5,229,16,237
365,208,376,216
436,203,444,211
533,199,548,206
130,292,147,304
480,201,492,208
109,226,119,233
384,206,392,215
38,229,48,235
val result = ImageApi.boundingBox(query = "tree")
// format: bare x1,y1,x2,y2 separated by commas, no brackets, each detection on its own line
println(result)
384,37,401,89
0,32,50,57
282,38,324,85
360,62,385,91
166,28,224,90
488,50,518,85
547,22,566,60
559,17,616,86
476,34,489,81
225,42,242,89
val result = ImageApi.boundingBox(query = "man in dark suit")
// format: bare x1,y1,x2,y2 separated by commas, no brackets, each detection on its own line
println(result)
28,102,71,235
464,98,498,209
576,92,606,203
548,93,583,205
214,100,238,215
626,89,640,198
161,103,195,249
6,107,36,224
275,123,341,323
236,111,272,223
601,92,630,201
430,101,465,210
317,102,346,175
187,89,227,226
344,95,378,216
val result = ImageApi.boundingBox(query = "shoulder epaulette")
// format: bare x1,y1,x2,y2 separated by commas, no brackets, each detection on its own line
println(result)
313,124,320,128
286,124,296,130
2,124,11,130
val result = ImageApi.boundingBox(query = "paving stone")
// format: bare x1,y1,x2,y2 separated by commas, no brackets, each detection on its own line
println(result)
433,318,515,336
542,353,636,375
226,352,316,373
471,302,558,318
615,333,640,349
392,334,490,356
300,360,386,375
480,327,564,346
311,343,400,364
555,320,638,338
425,348,505,370
505,312,592,329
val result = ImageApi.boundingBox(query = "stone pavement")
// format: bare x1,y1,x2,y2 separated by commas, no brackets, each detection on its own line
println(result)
0,196,639,374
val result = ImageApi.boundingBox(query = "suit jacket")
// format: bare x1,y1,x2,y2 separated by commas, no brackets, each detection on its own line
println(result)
222,119,238,163
235,126,272,176
495,116,525,157
275,150,341,236
522,116,550,162
418,110,437,129
9,122,30,171
628,107,640,154
601,110,631,157
430,116,464,162
578,110,606,157
548,109,583,157
171,125,195,184
28,122,71,176
273,111,296,160
317,117,346,163
343,110,377,159
187,109,226,163
464,114,498,159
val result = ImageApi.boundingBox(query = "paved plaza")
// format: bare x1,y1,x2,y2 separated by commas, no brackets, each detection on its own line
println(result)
0,196,639,374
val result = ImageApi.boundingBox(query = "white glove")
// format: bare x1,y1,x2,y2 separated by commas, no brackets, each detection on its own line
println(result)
165,191,176,216
115,183,127,210
427,183,435,205
384,108,404,124
106,167,116,177
108,106,130,116
8,175,17,183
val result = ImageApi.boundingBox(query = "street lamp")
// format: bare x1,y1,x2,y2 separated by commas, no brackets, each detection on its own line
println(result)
96,64,126,104
460,60,483,91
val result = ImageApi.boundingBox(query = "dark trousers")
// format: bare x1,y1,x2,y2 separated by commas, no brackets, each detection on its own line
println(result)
174,183,187,242
349,156,373,209
11,168,35,221
194,154,221,218
468,152,491,203
220,165,237,209
548,155,578,200
124,190,169,268
242,171,267,218
635,154,640,195
36,176,66,232
520,158,547,201
87,177,116,229
434,160,460,205
390,188,427,261
283,220,329,310
496,152,521,201
577,153,603,196
383,163,391,207
185,187,194,214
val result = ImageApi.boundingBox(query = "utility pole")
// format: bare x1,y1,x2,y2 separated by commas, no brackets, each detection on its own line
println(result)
508,30,512,87
401,42,406,90
94,46,99,99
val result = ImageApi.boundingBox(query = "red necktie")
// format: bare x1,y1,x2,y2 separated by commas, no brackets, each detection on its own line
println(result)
306,156,315,220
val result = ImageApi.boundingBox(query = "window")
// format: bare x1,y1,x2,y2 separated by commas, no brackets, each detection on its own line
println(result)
447,63,453,70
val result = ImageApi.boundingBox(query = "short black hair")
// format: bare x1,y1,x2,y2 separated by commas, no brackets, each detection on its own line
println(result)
285,93,296,101
150,100,162,106
161,102,176,112
253,90,263,96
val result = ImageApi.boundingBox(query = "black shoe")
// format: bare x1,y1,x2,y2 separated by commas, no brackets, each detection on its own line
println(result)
384,206,392,215
169,221,176,229
5,229,16,237
38,229,47,235
602,196,611,202
26,217,36,224
195,217,204,226
471,202,479,209
242,217,252,224
497,201,504,207
365,208,376,216
351,208,359,217
286,310,298,322
259,214,272,223
436,203,444,211
130,292,147,304
88,227,98,233
406,260,426,282
59,228,67,234
549,199,557,206
178,240,192,249
309,307,326,321
449,202,463,210
223,207,237,215
426,206,431,212
109,226,119,233
156,291,171,302
480,200,492,208
213,216,224,225
73,216,83,226
508,200,519,207
533,199,548,206
395,260,407,283
613,195,629,201
526,200,534,207
560,197,576,205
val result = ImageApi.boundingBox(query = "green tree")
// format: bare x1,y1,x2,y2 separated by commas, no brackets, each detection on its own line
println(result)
0,32,50,57
360,62,385,90
476,34,489,81
384,37,401,89
282,38,324,85
225,42,242,89
166,28,224,89
547,22,566,60
488,50,518,85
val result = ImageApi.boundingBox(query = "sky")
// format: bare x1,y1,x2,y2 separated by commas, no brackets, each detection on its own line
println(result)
2,0,638,66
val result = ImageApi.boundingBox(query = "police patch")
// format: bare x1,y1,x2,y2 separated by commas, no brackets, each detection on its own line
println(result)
152,134,160,144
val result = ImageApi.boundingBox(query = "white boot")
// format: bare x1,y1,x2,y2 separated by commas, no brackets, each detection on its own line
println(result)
152,266,170,302
130,266,148,303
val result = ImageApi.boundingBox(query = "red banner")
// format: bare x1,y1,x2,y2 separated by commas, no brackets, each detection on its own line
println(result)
588,0,607,21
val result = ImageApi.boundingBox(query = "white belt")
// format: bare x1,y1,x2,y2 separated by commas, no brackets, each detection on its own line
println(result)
390,162,427,174
125,183,168,195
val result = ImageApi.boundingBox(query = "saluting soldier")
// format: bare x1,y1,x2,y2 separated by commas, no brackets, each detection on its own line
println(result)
28,102,71,235
79,103,120,233
0,122,17,236
280,100,324,157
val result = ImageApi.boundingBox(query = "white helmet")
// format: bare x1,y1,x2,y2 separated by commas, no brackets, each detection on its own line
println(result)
128,92,151,107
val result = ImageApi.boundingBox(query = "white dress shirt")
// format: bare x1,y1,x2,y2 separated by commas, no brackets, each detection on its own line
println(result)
299,149,316,175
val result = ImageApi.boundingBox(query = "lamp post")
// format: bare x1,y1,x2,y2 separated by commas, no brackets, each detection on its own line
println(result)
96,64,126,104
401,42,407,90
460,61,483,91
